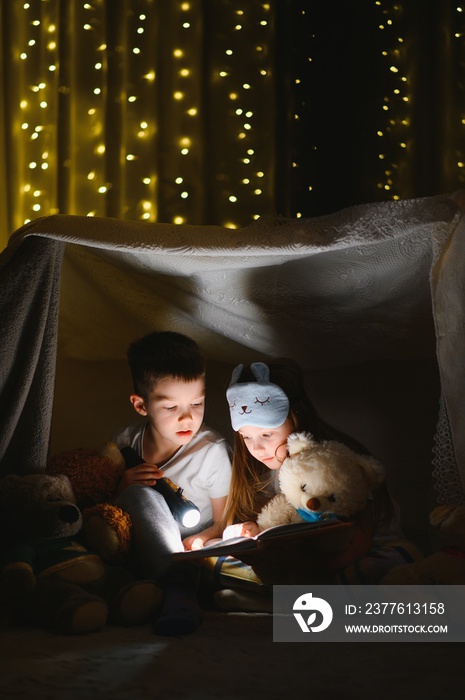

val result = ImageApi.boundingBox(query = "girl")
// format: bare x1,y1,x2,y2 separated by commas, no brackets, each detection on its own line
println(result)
222,358,394,538
218,359,418,589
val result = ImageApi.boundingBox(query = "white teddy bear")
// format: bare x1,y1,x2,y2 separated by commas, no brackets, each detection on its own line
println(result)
257,431,385,531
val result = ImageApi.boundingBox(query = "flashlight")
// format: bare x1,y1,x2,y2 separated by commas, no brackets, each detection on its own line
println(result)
120,446,201,529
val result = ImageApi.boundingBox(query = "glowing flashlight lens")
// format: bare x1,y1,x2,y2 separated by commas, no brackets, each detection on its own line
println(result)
182,508,201,529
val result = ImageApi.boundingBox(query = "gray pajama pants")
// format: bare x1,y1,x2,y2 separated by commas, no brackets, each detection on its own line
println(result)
116,485,200,581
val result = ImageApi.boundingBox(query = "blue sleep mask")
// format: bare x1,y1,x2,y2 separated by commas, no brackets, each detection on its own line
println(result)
226,362,290,431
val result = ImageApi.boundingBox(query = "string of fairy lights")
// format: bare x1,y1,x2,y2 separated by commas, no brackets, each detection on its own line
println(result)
374,1,409,200
454,5,465,186
4,0,465,240
374,1,465,195
289,3,313,219
16,1,59,224
10,0,276,232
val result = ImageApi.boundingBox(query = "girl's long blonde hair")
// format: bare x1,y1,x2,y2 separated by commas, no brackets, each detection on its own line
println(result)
222,358,395,530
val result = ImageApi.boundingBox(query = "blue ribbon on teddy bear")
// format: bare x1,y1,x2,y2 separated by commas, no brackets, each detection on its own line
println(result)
297,508,341,523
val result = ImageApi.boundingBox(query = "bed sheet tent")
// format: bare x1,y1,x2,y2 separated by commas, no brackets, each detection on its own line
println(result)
1,192,464,551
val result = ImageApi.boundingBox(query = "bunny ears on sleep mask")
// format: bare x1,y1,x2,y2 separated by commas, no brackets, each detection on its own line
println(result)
226,362,290,431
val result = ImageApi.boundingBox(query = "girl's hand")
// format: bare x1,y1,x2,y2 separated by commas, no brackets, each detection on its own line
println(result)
116,463,163,494
182,514,226,551
222,521,260,540
182,534,206,551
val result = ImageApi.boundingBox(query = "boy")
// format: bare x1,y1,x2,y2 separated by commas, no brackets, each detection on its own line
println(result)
114,331,232,635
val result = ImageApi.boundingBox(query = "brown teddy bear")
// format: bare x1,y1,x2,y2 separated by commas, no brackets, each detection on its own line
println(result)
0,473,162,634
46,442,132,564
381,504,465,584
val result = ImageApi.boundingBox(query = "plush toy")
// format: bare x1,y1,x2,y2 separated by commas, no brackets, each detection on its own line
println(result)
257,431,385,531
223,432,386,585
46,442,131,564
0,473,162,634
381,504,465,584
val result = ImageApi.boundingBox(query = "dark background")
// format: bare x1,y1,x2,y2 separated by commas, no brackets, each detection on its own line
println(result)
276,0,464,217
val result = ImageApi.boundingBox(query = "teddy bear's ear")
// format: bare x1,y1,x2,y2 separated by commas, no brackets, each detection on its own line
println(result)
356,454,385,488
430,504,465,529
99,441,126,470
287,431,316,456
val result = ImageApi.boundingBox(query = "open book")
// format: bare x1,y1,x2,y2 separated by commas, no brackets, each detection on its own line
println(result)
172,517,349,561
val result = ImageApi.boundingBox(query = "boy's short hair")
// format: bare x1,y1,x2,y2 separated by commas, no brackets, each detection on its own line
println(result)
127,331,206,398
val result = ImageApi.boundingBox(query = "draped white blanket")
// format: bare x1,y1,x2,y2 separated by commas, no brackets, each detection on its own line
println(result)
1,193,464,512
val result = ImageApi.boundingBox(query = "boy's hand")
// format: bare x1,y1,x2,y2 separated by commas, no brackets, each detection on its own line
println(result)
117,463,163,494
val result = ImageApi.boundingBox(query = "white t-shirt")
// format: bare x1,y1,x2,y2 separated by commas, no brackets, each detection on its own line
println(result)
113,422,232,529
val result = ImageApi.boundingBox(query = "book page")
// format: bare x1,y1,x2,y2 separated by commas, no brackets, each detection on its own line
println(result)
173,517,344,560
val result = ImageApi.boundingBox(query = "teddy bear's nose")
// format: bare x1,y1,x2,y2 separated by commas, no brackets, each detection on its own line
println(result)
306,497,321,511
59,504,80,524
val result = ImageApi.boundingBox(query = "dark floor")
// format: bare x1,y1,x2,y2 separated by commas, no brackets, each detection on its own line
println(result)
1,611,464,700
